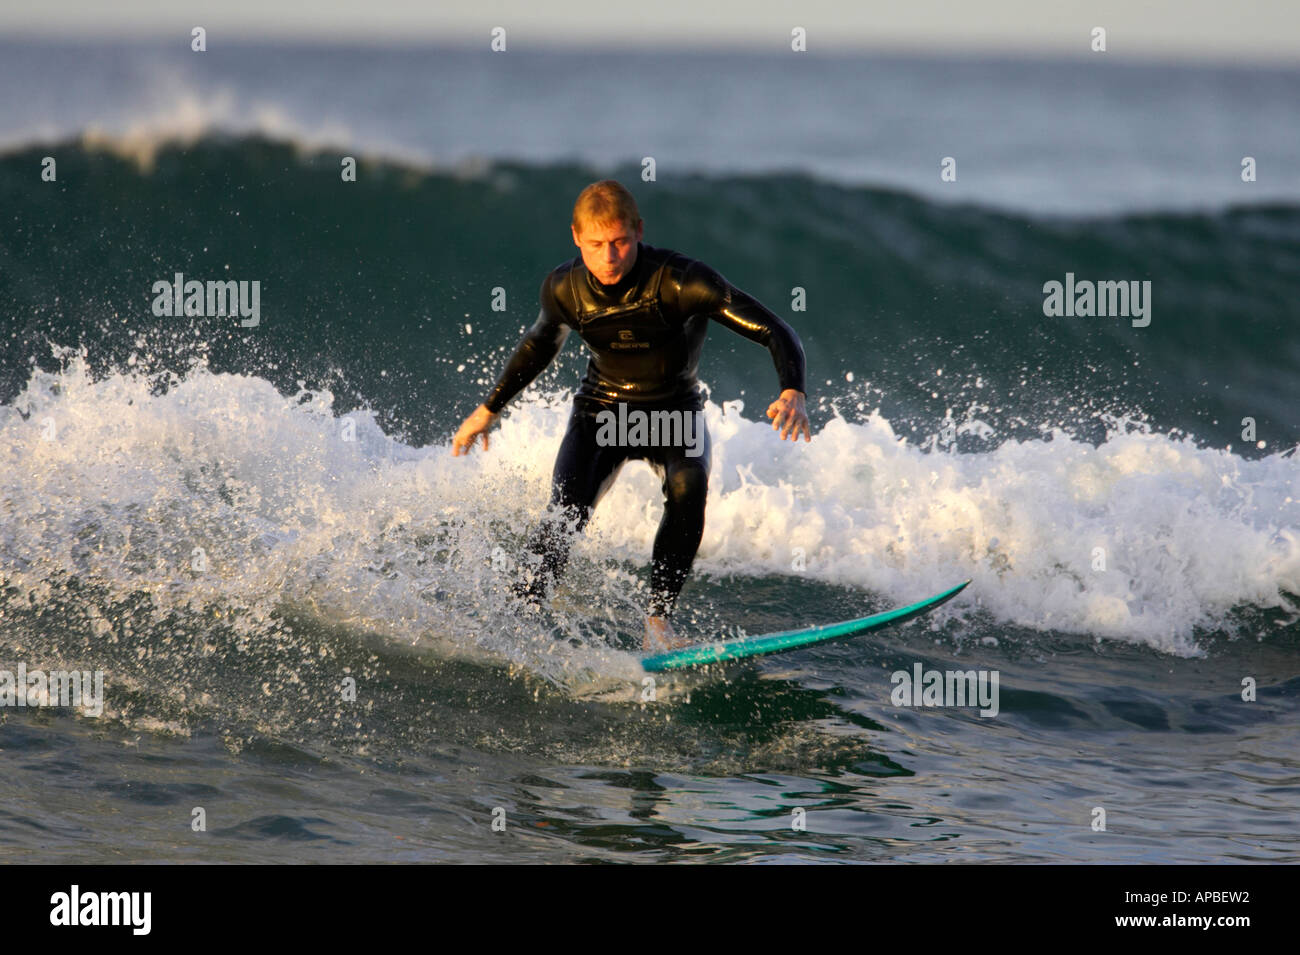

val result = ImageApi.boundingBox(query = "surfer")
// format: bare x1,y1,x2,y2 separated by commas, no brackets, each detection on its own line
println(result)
452,180,810,651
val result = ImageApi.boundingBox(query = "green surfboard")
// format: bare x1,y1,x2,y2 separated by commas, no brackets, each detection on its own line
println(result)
641,579,971,672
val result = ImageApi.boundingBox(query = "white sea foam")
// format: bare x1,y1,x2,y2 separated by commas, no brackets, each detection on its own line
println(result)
2,354,1296,678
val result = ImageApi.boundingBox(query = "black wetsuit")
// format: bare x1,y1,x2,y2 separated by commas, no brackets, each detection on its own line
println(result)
483,241,806,617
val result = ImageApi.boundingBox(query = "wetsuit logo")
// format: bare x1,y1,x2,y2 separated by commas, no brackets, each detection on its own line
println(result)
594,402,705,457
610,328,650,350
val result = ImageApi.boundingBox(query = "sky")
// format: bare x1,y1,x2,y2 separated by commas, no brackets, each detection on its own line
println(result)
3,0,1300,64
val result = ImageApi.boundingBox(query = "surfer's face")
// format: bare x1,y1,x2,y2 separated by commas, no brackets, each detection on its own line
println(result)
572,217,642,285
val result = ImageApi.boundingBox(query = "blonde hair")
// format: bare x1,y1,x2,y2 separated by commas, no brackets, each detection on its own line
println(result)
572,180,642,236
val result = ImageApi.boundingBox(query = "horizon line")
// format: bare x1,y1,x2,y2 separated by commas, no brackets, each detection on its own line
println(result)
3,27,1299,70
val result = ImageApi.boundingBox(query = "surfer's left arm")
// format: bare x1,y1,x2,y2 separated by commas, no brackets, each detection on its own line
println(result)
680,261,811,442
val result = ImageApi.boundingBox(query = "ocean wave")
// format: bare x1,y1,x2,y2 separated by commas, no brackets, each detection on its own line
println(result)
2,355,1296,669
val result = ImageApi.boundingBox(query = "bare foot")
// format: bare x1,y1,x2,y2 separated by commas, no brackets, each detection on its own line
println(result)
644,615,690,652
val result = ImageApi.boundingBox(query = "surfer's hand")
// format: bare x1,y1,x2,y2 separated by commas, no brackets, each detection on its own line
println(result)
766,389,811,442
452,404,500,455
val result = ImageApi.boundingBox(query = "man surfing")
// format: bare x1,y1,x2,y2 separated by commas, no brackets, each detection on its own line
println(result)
452,180,810,651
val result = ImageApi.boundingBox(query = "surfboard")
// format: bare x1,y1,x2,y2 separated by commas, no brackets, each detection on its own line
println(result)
641,579,971,672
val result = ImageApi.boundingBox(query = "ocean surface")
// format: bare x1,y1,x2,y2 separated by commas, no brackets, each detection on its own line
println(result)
0,38,1297,863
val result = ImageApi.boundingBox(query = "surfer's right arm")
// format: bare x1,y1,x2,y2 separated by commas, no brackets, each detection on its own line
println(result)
451,274,571,455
